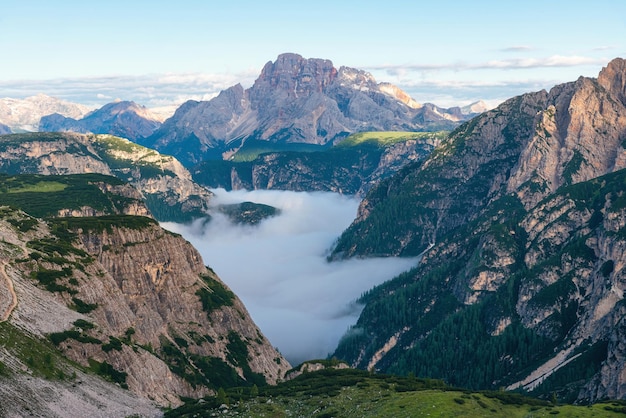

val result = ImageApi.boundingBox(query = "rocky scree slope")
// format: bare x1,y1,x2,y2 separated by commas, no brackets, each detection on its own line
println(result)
331,58,626,403
0,132,212,222
142,53,477,166
40,100,163,141
0,174,290,415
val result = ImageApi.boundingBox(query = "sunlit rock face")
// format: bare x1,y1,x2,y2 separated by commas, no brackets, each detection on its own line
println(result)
331,58,626,403
143,53,476,166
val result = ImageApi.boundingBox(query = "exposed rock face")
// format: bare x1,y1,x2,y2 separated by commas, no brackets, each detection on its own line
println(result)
0,132,212,222
144,53,477,166
0,94,91,132
192,132,442,197
0,185,290,410
331,58,626,402
40,100,162,141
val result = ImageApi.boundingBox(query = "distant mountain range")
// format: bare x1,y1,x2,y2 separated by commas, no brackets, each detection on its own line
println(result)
141,53,482,165
40,100,163,141
0,54,486,170
0,93,91,132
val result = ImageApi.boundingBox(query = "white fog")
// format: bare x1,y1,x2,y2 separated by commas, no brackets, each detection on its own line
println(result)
162,189,418,366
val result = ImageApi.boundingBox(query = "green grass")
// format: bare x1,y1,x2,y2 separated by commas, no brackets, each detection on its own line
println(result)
0,321,69,380
0,173,138,218
5,181,67,193
335,131,448,148
230,139,326,162
166,369,621,417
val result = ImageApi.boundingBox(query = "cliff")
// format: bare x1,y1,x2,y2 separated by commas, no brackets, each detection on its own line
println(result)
0,174,290,416
0,132,212,222
331,58,626,403
192,131,444,197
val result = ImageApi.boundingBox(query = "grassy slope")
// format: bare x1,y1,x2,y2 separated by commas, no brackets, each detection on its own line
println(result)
166,369,625,417
334,131,448,148
0,173,138,219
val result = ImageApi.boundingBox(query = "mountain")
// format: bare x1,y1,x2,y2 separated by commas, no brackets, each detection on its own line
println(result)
192,131,444,197
0,173,290,415
0,132,212,222
0,94,91,132
142,53,478,166
0,122,10,134
40,100,162,141
461,100,491,115
330,58,626,403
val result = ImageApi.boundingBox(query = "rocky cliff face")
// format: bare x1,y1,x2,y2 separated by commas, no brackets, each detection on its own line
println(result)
0,132,212,222
144,53,477,166
0,177,290,415
40,100,162,141
0,94,91,132
192,132,443,197
331,58,626,402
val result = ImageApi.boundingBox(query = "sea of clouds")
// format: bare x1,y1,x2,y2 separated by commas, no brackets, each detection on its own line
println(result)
162,189,419,366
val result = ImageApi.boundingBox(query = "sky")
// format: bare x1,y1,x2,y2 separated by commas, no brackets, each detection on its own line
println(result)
1,1,624,110
162,189,420,365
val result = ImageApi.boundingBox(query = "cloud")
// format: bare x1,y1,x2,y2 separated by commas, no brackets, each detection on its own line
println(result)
0,71,257,110
501,46,533,52
162,189,419,366
365,54,606,73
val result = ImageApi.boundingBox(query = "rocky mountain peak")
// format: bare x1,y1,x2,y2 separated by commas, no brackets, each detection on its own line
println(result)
598,57,626,106
254,53,338,99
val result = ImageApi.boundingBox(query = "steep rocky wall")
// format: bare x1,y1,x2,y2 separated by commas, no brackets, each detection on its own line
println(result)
0,209,290,408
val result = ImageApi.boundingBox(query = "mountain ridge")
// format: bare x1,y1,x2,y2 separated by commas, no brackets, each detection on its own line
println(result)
331,57,626,403
0,174,290,414
0,94,91,132
40,100,162,141
142,53,478,166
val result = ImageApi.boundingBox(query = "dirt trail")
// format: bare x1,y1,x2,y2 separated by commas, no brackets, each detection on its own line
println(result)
0,262,18,322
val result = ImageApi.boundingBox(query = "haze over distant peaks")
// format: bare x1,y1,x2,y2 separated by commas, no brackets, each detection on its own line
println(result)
0,93,92,132
40,100,162,141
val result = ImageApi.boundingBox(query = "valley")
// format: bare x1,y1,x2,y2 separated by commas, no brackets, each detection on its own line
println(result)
0,53,626,416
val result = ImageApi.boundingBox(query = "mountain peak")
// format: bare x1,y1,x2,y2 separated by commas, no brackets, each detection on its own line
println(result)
598,57,626,106
255,53,338,98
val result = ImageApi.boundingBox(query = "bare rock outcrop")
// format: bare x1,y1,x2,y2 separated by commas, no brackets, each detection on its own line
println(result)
0,208,290,409
0,132,212,222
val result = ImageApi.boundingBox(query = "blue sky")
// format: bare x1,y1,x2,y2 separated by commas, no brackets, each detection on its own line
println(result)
1,0,624,109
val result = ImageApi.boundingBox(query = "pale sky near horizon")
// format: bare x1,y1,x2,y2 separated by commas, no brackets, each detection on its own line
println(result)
1,0,624,109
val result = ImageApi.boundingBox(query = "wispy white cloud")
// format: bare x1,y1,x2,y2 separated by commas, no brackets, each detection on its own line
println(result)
365,55,607,73
501,46,533,52
0,71,257,110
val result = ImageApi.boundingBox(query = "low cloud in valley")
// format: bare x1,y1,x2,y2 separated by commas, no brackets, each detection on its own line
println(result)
162,189,419,366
